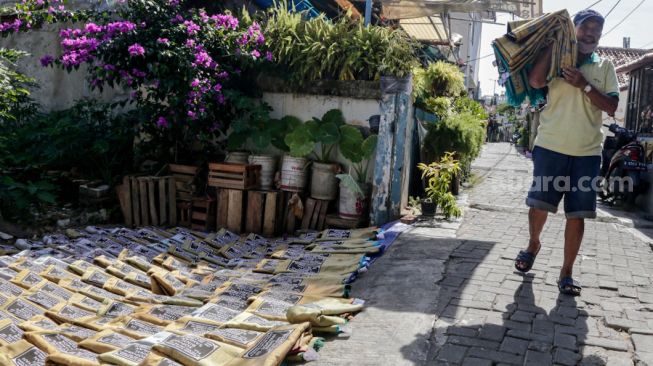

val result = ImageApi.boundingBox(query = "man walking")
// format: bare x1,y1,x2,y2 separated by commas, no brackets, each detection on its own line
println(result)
514,10,619,296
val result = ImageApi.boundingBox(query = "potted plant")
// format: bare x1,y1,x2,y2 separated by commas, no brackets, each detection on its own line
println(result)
417,152,462,220
306,109,346,200
280,109,350,197
282,117,314,192
336,126,378,220
227,100,285,190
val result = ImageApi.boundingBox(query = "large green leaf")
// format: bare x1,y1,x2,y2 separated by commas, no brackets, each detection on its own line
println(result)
336,173,364,197
338,125,364,163
36,190,56,204
284,125,315,158
304,119,320,141
227,132,248,151
280,115,302,131
230,117,249,134
251,130,271,153
322,109,345,126
361,135,378,160
316,122,340,145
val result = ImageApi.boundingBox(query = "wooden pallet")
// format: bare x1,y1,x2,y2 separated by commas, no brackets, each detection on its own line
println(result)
300,198,330,231
216,188,247,234
208,163,261,190
245,190,283,237
117,176,177,227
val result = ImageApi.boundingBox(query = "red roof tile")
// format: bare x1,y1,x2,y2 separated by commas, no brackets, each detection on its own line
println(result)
597,46,650,91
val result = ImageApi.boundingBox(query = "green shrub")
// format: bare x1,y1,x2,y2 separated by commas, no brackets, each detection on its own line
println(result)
422,112,486,173
424,96,451,120
0,48,37,124
1,99,136,185
453,97,488,120
264,2,419,82
518,126,529,147
413,61,466,104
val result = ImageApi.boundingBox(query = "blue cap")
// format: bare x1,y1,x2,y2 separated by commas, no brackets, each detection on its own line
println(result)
573,9,605,26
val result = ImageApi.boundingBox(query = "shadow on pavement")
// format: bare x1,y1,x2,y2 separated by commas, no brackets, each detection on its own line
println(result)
397,255,598,365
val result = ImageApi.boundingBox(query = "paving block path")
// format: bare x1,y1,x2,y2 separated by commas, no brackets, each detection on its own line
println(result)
315,143,653,366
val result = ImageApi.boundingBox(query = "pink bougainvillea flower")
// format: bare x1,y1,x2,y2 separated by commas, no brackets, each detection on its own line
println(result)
183,20,200,35
157,37,169,45
128,43,145,57
156,116,168,128
85,23,102,33
39,55,54,67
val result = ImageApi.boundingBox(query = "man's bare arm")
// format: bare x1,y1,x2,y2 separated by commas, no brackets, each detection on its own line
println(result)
528,46,553,89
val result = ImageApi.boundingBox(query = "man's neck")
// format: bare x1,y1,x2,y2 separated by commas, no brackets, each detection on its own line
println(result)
578,52,592,63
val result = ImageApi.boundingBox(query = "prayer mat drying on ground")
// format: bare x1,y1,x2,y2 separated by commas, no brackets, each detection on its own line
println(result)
0,223,404,365
492,9,577,106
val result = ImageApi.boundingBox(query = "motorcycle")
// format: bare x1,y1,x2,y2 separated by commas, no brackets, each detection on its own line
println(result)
599,123,648,204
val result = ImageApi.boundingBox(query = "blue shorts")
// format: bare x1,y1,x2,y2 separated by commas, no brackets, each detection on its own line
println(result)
526,146,601,219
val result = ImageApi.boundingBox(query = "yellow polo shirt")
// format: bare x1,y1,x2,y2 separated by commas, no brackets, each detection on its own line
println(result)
534,53,619,156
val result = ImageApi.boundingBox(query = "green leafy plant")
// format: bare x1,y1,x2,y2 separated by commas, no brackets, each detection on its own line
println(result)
283,109,347,161
1,99,136,184
0,175,57,219
518,126,529,147
453,97,488,120
417,152,462,220
424,96,451,120
306,109,345,162
264,1,418,83
422,112,486,174
407,195,422,215
226,97,274,154
413,61,466,104
336,125,378,196
0,48,37,123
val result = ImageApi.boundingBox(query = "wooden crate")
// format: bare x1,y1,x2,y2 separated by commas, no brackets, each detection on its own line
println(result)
301,198,330,231
191,198,215,231
208,163,261,190
279,190,305,235
245,190,283,237
117,175,177,227
216,188,247,234
168,164,198,201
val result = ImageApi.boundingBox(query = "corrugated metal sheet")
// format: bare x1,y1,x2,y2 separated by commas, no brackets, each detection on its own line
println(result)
400,15,448,43
381,0,542,20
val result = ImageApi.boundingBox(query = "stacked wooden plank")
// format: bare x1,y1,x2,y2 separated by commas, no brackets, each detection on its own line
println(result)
245,190,282,237
301,198,330,231
117,176,176,227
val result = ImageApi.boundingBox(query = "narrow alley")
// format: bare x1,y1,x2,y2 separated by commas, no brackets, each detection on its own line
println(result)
316,143,653,366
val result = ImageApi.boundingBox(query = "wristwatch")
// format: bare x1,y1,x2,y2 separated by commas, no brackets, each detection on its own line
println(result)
583,84,592,94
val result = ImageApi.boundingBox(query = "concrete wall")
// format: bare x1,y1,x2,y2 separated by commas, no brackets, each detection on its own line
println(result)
1,24,126,111
262,92,379,128
450,12,483,92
